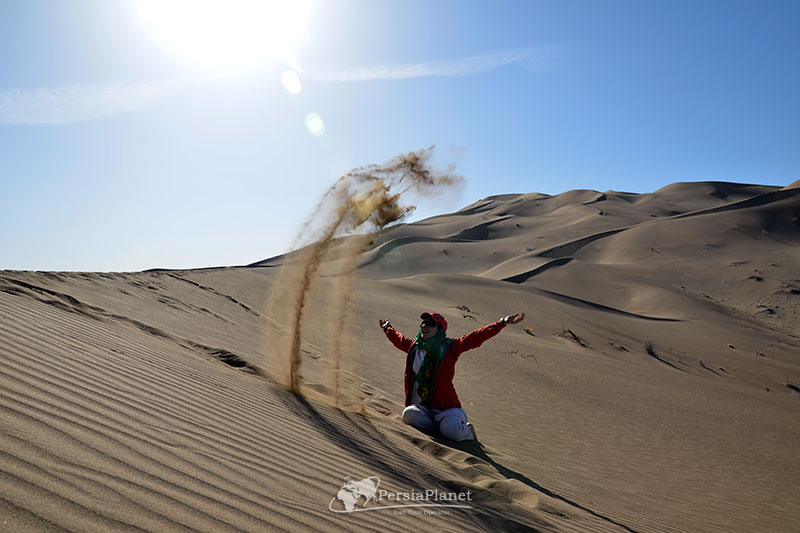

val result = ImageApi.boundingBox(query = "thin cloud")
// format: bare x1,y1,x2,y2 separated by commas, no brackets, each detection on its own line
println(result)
306,46,561,83
0,80,182,126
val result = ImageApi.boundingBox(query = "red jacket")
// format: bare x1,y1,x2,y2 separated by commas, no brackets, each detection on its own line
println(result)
383,320,506,411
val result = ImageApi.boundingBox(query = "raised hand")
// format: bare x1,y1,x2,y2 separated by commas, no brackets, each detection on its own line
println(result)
502,312,525,325
379,318,391,330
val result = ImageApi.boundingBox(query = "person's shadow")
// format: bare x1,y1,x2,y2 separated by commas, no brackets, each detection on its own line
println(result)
429,434,639,533
279,390,638,532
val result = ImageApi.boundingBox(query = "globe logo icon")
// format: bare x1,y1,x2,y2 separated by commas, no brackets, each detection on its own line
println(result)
329,476,381,513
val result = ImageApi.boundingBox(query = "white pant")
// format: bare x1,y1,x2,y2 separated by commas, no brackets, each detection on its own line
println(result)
402,404,475,441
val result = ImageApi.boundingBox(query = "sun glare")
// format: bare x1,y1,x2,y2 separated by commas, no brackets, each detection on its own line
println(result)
130,0,313,79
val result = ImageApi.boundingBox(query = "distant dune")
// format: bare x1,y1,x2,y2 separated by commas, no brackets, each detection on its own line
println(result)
2,181,799,532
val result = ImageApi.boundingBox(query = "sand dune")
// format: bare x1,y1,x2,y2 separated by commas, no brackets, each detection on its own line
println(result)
2,181,799,531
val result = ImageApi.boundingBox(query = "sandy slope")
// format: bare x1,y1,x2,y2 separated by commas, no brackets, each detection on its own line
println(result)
1,181,799,532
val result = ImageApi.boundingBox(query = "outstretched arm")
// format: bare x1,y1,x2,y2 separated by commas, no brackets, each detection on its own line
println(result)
378,318,414,353
457,312,526,352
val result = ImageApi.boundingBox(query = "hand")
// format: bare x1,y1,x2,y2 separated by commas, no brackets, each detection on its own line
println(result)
502,312,525,325
379,318,391,331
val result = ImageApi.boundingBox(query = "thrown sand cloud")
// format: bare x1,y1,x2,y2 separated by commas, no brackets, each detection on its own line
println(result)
265,146,463,404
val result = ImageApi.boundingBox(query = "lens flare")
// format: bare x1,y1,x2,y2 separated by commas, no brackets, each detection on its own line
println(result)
305,112,326,136
281,71,302,95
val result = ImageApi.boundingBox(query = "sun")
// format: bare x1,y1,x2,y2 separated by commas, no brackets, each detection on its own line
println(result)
130,0,313,79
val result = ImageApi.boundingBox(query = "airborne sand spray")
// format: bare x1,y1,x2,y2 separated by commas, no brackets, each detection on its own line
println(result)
263,146,462,407
326,234,368,406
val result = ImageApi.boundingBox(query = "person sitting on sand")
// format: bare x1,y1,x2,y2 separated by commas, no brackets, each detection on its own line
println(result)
378,311,525,442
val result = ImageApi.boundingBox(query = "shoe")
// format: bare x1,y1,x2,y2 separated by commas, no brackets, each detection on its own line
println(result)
466,422,478,442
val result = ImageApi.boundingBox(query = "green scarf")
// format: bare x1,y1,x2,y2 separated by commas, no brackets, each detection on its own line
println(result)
413,328,449,408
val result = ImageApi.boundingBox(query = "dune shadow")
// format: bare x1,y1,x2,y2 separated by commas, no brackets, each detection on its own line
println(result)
501,257,573,283
431,437,640,533
537,288,683,323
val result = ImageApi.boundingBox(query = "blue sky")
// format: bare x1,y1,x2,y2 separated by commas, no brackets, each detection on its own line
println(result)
2,0,798,272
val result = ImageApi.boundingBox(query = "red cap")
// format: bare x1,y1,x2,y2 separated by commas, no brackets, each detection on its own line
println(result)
420,312,447,331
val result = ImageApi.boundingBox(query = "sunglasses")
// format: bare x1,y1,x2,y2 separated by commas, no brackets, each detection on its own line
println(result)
420,320,438,328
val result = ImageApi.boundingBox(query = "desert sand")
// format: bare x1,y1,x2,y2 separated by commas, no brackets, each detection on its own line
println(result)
1,180,798,532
